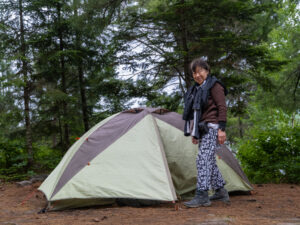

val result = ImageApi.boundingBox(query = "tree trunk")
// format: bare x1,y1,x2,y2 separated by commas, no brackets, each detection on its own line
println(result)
78,62,89,131
179,0,191,89
58,116,63,148
52,118,57,147
238,116,243,138
19,0,33,169
74,0,89,132
57,3,70,150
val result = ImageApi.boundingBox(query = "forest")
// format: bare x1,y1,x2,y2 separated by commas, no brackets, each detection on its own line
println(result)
0,0,299,184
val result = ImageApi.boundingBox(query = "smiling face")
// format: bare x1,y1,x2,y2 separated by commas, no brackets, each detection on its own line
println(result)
192,66,209,85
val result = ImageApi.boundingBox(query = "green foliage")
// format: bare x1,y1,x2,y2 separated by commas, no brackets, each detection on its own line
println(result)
0,139,29,181
262,1,300,113
0,138,62,181
33,144,63,172
145,91,182,112
236,109,300,184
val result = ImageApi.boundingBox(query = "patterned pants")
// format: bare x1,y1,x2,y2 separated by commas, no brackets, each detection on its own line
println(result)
196,128,225,191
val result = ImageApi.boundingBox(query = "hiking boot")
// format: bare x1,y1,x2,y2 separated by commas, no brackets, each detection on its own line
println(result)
183,190,211,208
210,187,230,204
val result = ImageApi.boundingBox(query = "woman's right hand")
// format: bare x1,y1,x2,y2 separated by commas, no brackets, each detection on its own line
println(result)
192,137,199,145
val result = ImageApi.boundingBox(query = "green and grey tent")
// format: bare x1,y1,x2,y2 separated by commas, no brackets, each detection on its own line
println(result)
38,107,252,210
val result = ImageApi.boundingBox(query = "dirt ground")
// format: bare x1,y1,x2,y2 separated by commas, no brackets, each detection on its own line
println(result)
0,182,299,225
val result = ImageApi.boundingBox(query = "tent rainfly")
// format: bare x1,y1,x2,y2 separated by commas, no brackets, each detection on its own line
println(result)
38,108,252,210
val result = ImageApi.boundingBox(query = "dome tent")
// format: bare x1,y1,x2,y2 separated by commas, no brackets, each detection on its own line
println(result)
38,107,252,210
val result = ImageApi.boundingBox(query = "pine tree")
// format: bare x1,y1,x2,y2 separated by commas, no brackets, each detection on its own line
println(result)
114,0,288,139
0,0,37,168
116,0,286,96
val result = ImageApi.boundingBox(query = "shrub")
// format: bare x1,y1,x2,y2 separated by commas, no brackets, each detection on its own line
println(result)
0,139,62,181
33,144,62,172
236,111,300,184
0,139,29,181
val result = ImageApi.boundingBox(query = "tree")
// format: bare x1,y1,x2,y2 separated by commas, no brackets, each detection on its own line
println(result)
30,0,130,150
115,0,288,139
0,0,38,168
259,1,300,113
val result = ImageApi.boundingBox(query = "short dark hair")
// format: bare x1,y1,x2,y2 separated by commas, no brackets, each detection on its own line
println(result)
190,58,210,73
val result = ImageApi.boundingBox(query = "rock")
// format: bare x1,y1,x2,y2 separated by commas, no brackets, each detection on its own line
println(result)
30,174,48,183
92,218,100,222
29,177,42,183
16,180,32,187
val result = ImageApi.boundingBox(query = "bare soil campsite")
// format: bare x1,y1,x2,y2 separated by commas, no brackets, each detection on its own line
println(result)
0,182,299,225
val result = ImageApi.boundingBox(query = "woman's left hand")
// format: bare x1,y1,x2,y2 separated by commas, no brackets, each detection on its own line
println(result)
218,130,226,144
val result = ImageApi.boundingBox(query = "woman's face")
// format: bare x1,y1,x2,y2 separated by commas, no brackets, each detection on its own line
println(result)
193,66,209,85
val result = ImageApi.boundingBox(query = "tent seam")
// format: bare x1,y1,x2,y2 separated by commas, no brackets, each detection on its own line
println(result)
151,114,177,201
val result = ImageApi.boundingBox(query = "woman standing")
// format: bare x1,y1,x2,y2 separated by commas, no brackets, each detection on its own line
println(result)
182,58,230,207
